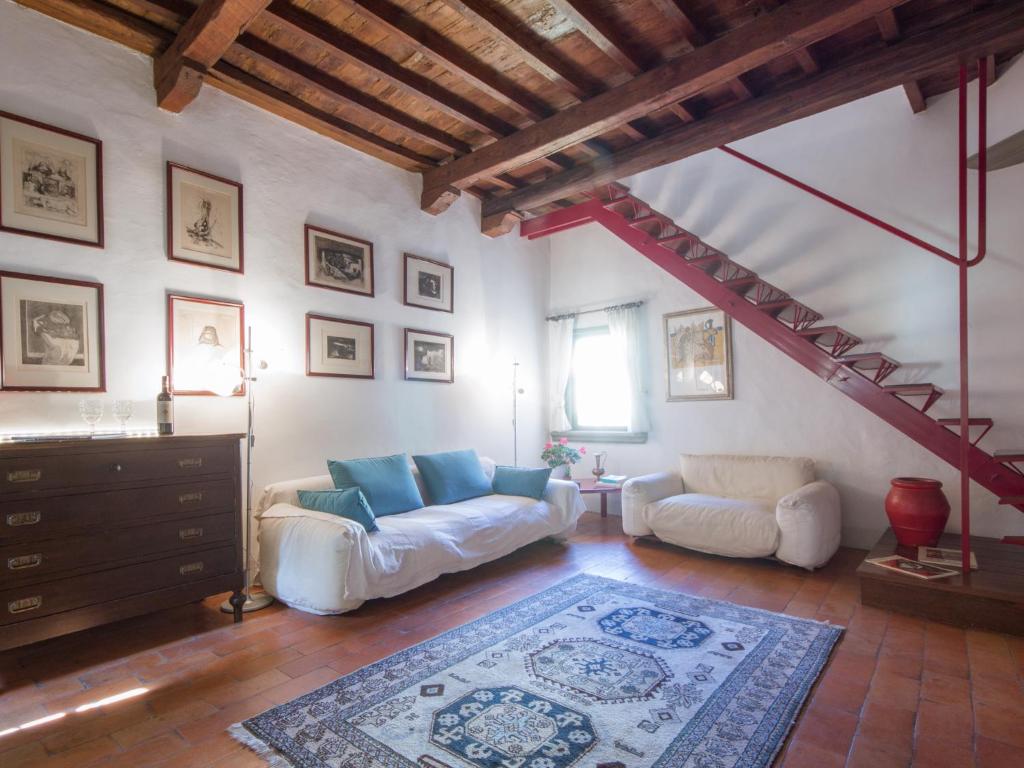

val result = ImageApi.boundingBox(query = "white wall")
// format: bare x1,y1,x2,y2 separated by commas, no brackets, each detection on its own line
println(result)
0,1,550,490
550,60,1024,546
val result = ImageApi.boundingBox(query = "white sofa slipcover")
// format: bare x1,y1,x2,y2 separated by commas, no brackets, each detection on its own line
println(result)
622,453,840,570
256,458,586,615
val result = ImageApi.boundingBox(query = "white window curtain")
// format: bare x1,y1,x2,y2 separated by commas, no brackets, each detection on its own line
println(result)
547,316,576,433
606,304,649,434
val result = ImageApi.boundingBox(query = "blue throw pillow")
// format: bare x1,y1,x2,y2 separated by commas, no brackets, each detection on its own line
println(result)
327,453,424,516
492,466,552,500
297,488,378,532
412,449,493,505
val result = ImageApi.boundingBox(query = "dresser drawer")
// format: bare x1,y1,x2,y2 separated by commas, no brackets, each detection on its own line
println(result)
1,544,237,626
0,479,235,543
0,444,235,494
1,511,236,585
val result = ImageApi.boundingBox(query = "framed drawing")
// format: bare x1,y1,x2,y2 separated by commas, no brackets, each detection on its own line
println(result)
404,328,453,383
167,162,243,273
0,270,105,391
664,306,733,401
0,111,103,247
305,225,373,297
403,253,453,313
167,294,244,396
306,313,374,379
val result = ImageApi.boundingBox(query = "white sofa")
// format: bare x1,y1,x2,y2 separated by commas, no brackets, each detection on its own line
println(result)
255,458,586,615
622,454,840,570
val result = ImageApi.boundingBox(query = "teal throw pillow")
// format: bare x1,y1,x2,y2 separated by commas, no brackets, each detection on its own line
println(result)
296,488,378,532
492,466,552,500
327,453,424,516
412,449,493,505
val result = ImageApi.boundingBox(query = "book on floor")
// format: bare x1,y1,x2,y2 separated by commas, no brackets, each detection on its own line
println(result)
865,555,959,580
917,546,978,570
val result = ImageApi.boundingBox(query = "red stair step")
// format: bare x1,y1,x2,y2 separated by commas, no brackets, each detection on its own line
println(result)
747,281,790,306
936,417,995,446
627,213,661,226
836,353,901,383
721,275,760,292
797,326,862,357
998,496,1024,504
994,449,1024,463
657,231,694,245
755,300,823,331
685,252,725,273
884,383,945,413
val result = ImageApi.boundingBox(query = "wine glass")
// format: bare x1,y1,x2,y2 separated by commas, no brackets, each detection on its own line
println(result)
113,400,133,434
78,399,103,435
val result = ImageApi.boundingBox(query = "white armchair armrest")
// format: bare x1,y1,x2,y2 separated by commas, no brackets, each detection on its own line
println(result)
775,480,841,570
622,472,683,536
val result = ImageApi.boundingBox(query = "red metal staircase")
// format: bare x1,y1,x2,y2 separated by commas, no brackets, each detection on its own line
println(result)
522,180,1024,539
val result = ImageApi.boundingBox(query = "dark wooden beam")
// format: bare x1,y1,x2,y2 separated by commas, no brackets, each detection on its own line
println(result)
645,0,704,48
875,8,926,113
547,0,649,75
422,0,905,213
480,1,1024,231
903,81,927,114
154,0,271,112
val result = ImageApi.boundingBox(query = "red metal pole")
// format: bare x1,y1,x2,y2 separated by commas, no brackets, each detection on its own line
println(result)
959,64,970,574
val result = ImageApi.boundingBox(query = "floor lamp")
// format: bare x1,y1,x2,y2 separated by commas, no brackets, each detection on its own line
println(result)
220,327,274,614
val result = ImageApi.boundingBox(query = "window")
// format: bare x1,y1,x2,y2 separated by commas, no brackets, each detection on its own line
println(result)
566,326,632,433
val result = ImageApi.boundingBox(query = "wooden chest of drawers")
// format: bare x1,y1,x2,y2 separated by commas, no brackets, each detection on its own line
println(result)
0,434,244,651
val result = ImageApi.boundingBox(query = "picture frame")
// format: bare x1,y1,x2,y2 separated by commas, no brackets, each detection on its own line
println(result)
0,111,103,247
305,224,374,297
403,253,453,313
664,306,733,401
167,294,245,396
0,270,105,392
404,328,454,383
166,162,243,273
306,313,374,379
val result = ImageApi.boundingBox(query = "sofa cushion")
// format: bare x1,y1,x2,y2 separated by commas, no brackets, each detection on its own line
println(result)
645,493,780,558
492,465,552,499
328,453,424,516
679,454,814,502
297,488,378,532
412,449,494,505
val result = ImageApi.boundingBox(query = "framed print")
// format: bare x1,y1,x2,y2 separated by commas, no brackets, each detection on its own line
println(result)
404,328,453,383
403,253,453,313
167,294,244,396
0,270,105,391
305,224,373,297
306,313,374,379
664,306,733,401
167,162,243,273
0,111,103,247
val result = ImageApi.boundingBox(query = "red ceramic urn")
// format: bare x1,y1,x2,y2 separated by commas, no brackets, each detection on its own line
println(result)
885,477,950,547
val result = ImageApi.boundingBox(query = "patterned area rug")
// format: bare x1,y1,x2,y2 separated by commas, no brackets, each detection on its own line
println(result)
231,574,842,768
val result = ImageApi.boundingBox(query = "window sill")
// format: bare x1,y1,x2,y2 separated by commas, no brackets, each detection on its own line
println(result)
551,430,648,444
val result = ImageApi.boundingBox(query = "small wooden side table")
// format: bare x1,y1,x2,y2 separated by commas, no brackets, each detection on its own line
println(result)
575,478,623,518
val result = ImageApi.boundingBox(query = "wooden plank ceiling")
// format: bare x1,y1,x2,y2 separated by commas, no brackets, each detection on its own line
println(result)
13,0,1024,235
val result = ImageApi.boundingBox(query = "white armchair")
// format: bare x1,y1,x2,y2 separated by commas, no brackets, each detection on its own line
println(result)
622,454,840,570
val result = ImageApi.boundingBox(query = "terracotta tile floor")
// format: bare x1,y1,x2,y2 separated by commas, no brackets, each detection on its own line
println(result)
2,512,1023,767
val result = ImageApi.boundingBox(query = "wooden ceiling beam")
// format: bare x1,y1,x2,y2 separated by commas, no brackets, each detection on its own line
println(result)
480,0,1024,232
341,0,551,122
547,0,649,76
154,0,271,112
14,0,165,55
645,0,704,48
875,8,926,113
422,0,905,213
263,0,516,139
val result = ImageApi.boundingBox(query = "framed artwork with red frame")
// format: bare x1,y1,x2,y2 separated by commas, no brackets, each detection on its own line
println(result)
306,313,374,379
404,328,453,383
166,162,243,273
403,253,453,313
0,110,104,247
304,224,374,297
0,270,106,392
167,293,245,396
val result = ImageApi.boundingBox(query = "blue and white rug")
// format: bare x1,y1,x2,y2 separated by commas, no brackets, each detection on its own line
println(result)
232,574,842,768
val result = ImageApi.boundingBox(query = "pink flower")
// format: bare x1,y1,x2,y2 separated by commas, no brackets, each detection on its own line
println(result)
579,446,587,455
544,441,553,450
559,437,569,446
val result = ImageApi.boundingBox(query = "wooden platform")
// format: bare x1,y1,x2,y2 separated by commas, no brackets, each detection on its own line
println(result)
858,528,1024,635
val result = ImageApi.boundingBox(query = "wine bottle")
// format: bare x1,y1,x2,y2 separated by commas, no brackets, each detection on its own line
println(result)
157,375,174,436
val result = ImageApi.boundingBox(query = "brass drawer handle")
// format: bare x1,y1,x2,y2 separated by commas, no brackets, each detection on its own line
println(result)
8,596,42,614
6,511,41,527
7,469,42,484
179,527,204,541
8,554,42,570
178,491,204,504
177,457,203,470
179,561,204,576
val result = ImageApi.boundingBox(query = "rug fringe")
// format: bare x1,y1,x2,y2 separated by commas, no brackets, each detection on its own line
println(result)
229,723,295,768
